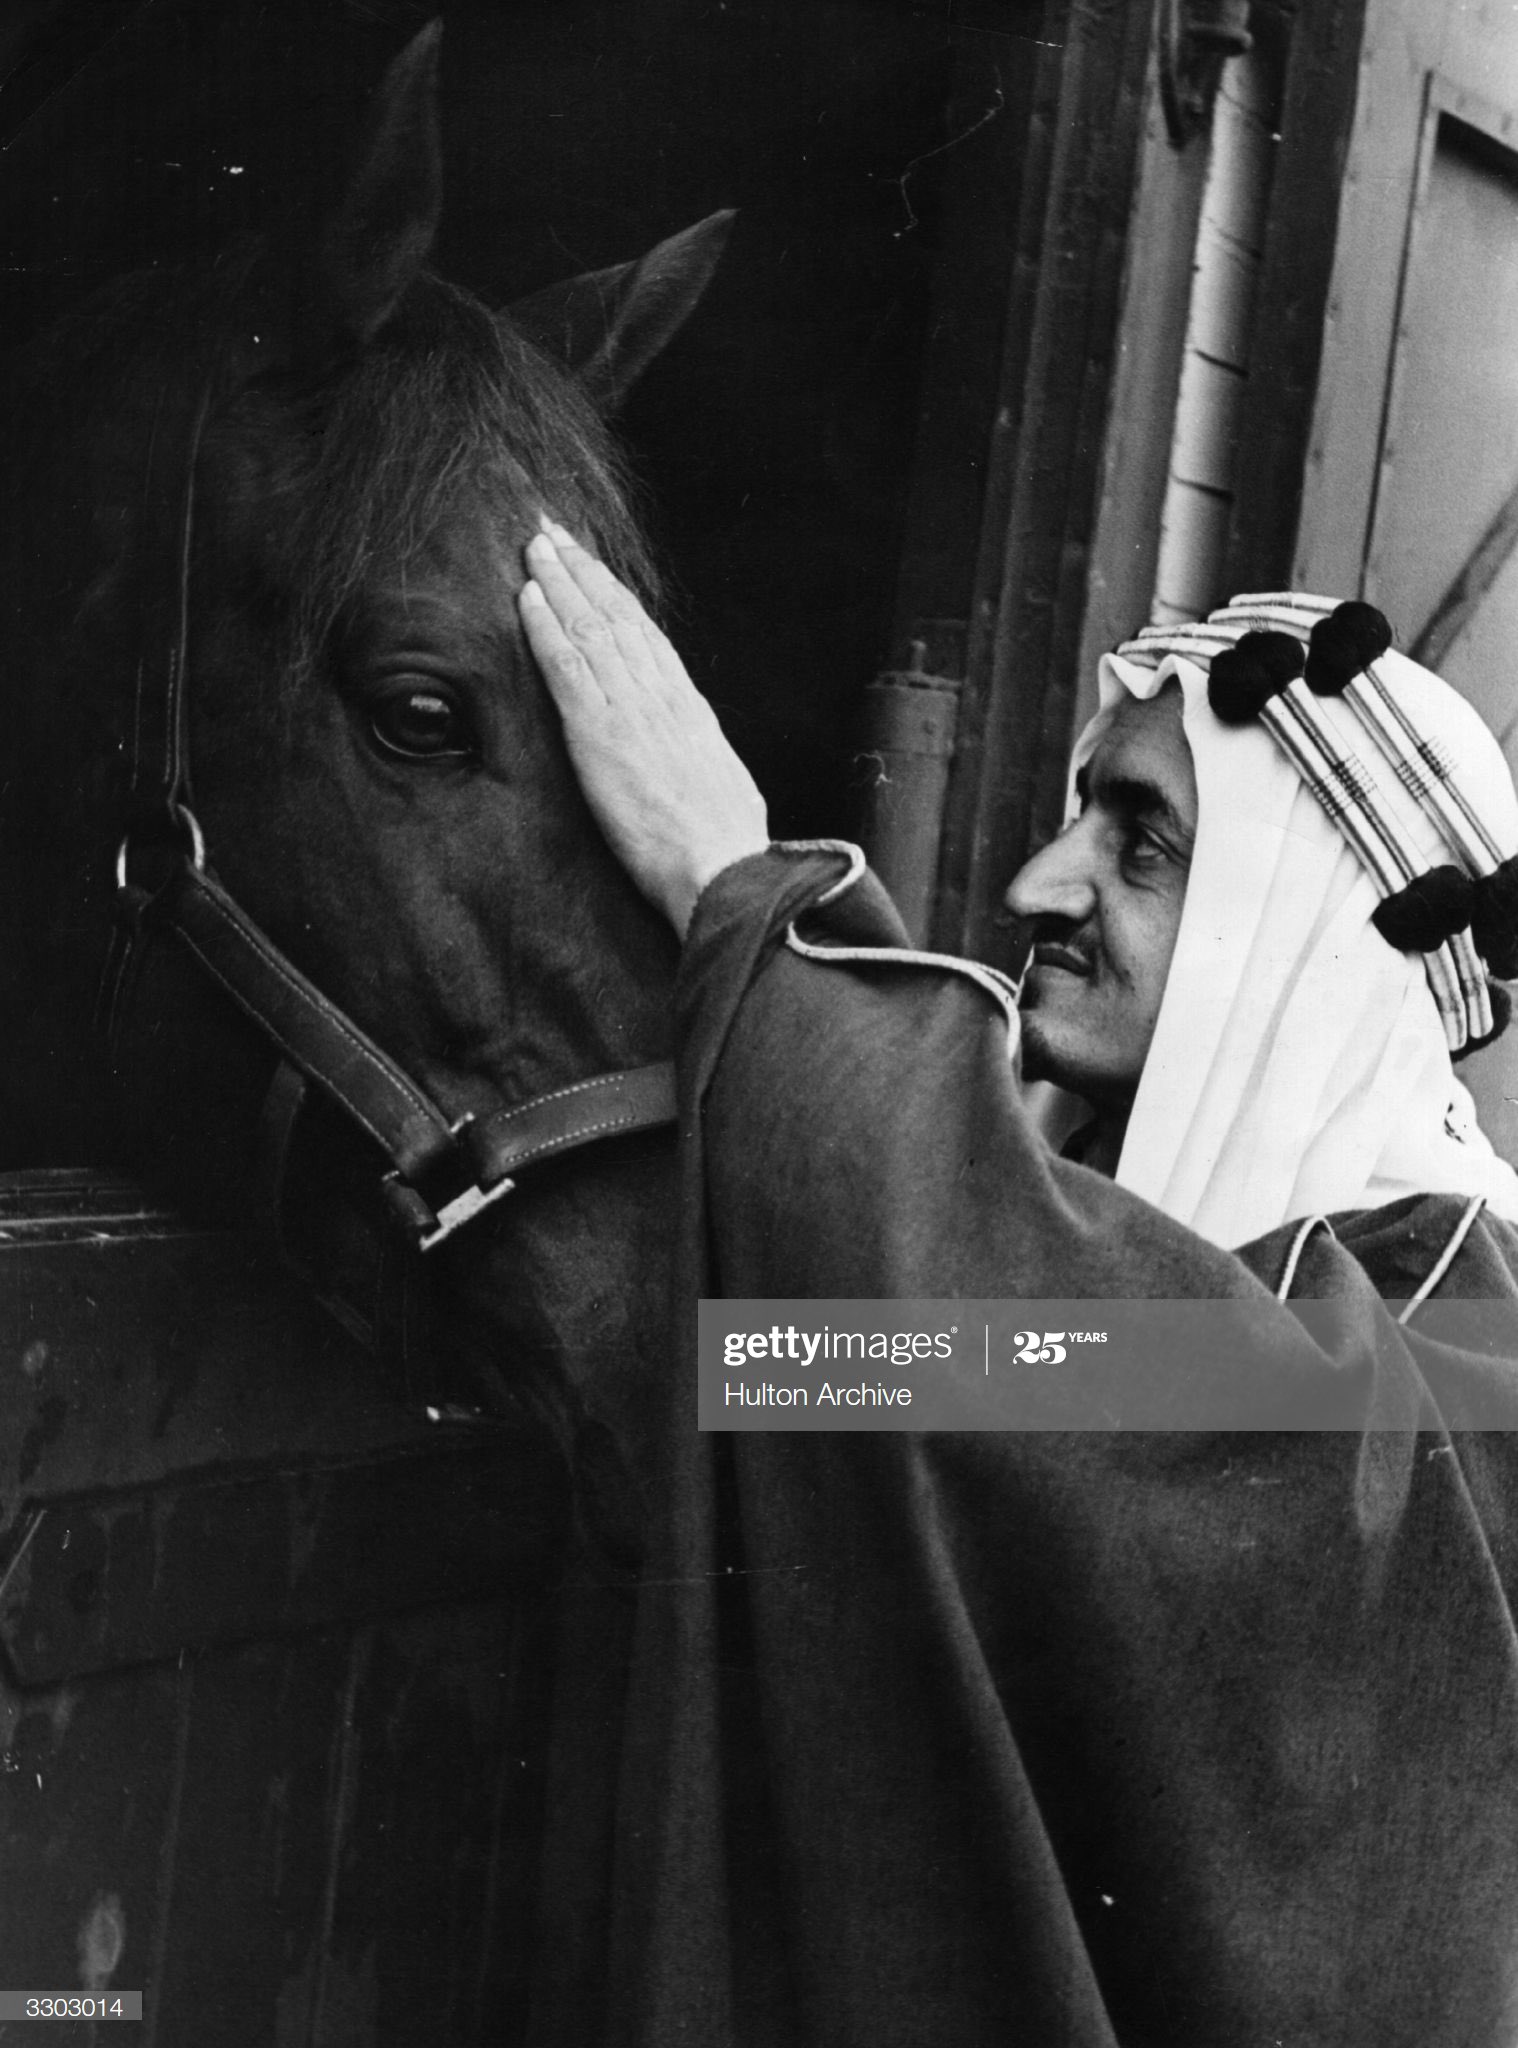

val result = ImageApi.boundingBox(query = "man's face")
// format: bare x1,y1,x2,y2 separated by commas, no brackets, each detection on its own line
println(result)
1004,687,1196,1109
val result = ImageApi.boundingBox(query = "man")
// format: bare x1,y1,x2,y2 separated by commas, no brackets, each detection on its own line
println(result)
1005,683,1196,1181
518,525,1518,2046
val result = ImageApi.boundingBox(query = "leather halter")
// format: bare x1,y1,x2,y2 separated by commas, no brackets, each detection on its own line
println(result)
104,362,677,1264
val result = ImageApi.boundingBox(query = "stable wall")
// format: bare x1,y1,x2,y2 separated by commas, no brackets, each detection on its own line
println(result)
1299,0,1518,1159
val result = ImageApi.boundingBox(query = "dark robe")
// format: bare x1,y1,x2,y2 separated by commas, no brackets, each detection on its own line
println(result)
538,844,1518,2048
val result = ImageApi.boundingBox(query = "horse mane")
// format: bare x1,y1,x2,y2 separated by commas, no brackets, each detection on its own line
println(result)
1,246,661,701
225,269,663,689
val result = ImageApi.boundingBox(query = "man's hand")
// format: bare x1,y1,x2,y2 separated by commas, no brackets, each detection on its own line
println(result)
519,520,770,937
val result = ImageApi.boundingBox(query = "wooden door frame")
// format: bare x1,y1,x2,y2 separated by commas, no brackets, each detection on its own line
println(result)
872,0,1369,968
1359,74,1518,653
930,0,1160,965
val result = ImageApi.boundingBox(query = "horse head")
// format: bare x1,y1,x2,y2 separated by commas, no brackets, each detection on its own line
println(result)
0,22,730,1504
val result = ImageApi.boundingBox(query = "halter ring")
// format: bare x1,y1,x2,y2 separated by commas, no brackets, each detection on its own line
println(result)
115,803,207,893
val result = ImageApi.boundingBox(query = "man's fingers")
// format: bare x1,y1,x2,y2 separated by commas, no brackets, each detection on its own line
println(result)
518,579,609,711
632,605,703,703
540,519,646,627
524,533,611,647
524,527,723,763
525,528,660,690
537,521,694,705
517,529,770,935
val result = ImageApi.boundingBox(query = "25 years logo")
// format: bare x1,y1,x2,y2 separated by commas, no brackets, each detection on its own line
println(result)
1010,1328,1108,1363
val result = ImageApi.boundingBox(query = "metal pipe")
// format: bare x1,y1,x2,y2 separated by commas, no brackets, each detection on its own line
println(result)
1153,48,1275,625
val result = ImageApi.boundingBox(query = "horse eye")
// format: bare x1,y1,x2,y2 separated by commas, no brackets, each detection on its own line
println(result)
369,686,473,761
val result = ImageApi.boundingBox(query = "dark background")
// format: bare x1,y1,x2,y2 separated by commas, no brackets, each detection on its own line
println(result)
0,0,1002,836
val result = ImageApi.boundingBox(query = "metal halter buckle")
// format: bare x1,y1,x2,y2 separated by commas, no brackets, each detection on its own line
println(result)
380,1114,518,1252
408,1173,519,1252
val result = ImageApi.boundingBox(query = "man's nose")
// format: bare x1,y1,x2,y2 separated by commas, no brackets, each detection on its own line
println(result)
1004,821,1099,924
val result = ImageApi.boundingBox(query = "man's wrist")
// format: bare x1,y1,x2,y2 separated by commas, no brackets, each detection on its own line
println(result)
667,838,773,937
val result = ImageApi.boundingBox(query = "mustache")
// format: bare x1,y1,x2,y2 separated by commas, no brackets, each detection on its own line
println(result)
1025,921,1097,977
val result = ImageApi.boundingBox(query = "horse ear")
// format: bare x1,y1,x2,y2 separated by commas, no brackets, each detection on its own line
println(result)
303,20,444,354
507,209,735,412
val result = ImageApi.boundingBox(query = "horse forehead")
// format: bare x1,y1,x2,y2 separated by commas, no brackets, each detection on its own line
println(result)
366,514,528,642
417,510,525,601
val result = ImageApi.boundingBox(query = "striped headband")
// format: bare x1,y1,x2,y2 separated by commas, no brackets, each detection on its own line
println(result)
1113,594,1518,1056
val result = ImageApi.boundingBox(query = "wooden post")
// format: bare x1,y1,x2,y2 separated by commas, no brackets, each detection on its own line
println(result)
929,0,1161,968
854,6,1054,930
1222,0,1371,594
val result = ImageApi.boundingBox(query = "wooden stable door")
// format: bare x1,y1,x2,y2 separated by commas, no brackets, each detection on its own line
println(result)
1298,5,1518,1162
1365,97,1518,765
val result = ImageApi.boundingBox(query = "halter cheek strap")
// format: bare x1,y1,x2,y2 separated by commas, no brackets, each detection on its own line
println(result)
107,368,676,1285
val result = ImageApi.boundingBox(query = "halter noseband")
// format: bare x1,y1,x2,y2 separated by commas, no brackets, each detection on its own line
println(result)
104,366,676,1274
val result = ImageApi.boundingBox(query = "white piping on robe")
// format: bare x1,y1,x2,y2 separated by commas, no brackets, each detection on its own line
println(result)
779,840,1023,1042
1398,1195,1488,1325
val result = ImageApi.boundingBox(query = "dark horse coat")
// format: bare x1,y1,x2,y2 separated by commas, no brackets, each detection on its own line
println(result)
539,843,1518,2048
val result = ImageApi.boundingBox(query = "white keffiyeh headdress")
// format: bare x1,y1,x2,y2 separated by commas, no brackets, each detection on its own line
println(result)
1079,592,1518,1245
